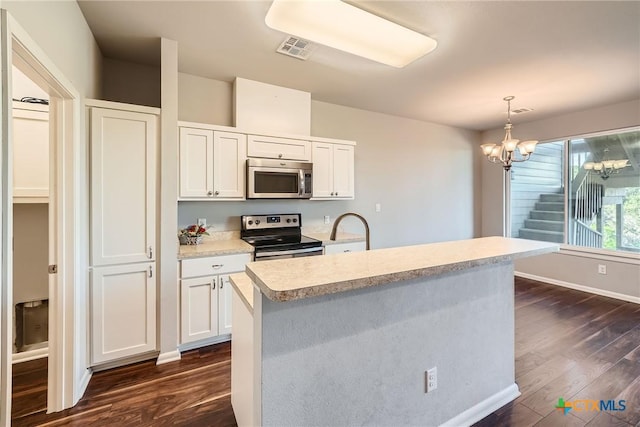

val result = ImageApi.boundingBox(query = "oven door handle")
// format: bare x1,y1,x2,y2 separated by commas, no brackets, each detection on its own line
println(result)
256,247,323,257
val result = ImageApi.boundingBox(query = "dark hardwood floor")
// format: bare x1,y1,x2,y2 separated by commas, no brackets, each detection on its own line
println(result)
12,277,640,426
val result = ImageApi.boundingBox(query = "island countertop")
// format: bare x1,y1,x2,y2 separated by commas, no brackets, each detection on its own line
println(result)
244,236,558,302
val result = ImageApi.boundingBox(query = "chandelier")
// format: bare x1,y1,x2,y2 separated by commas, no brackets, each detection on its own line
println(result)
480,96,538,171
583,148,628,180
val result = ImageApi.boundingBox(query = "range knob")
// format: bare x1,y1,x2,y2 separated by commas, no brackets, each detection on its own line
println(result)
293,218,298,223
248,220,253,225
255,220,261,225
286,218,292,223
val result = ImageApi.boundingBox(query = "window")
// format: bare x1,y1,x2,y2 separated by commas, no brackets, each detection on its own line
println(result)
509,127,639,254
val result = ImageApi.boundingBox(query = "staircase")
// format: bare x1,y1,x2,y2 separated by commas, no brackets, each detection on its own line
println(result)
519,193,565,243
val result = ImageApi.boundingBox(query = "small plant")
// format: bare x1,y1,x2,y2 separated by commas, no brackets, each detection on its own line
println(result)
179,224,210,237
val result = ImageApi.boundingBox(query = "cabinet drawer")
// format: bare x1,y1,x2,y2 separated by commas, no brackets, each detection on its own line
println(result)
247,135,311,161
181,253,251,278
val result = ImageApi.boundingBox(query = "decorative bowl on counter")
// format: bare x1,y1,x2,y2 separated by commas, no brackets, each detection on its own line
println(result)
178,224,209,245
179,235,203,245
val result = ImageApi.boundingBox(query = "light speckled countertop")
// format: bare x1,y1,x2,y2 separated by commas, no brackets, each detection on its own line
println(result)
303,232,365,245
229,273,254,314
245,237,558,302
178,231,253,259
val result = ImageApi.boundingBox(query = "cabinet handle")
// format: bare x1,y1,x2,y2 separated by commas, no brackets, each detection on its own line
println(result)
278,153,283,158
335,192,338,196
212,264,224,269
344,250,351,253
148,246,153,259
220,279,224,289
148,266,153,278
214,190,220,196
212,278,216,289
331,192,335,196
207,191,213,196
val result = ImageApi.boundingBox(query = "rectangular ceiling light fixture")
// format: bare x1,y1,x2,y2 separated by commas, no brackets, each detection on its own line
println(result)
265,0,437,68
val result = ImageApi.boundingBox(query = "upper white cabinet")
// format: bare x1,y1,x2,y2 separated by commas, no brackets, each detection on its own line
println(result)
179,126,247,200
13,102,49,202
90,106,157,266
247,135,311,161
312,142,355,199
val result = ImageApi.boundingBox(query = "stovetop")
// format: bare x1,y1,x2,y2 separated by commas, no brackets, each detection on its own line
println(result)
240,213,322,252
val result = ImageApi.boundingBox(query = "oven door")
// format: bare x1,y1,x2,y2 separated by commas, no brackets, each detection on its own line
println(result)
247,163,312,199
254,246,324,261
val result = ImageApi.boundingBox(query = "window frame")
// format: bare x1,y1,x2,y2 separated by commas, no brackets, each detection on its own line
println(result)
506,125,640,265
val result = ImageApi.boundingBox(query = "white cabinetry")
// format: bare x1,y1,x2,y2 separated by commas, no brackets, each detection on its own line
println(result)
247,135,311,161
324,241,367,255
13,102,49,202
312,142,355,199
90,263,156,364
179,127,247,200
88,100,159,366
179,253,251,345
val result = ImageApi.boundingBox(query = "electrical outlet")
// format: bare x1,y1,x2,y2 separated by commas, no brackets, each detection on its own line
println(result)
425,367,437,393
197,218,206,227
598,264,607,275
324,215,330,224
375,203,381,213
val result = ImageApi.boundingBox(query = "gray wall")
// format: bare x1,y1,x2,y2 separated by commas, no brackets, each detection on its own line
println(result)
12,204,48,304
257,263,516,426
102,58,160,108
177,74,482,249
480,99,640,299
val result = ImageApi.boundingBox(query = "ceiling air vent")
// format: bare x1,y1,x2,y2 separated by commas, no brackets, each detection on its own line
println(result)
276,36,315,60
512,107,534,114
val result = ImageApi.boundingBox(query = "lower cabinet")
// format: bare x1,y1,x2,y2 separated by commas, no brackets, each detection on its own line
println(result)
324,241,367,255
91,262,156,365
179,253,251,346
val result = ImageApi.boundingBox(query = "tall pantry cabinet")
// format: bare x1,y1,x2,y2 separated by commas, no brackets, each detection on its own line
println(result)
88,100,159,366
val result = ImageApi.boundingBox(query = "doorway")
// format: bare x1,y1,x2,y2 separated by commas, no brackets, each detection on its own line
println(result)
1,11,84,426
10,65,51,420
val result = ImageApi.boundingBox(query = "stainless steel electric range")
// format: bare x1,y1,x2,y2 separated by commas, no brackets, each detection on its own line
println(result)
241,213,323,261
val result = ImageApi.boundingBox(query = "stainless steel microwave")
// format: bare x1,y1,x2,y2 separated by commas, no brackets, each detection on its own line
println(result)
246,158,313,199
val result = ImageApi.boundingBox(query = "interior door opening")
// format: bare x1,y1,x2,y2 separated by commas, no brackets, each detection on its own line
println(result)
10,64,51,421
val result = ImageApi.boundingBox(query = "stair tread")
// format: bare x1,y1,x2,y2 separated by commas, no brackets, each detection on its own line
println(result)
519,228,564,235
525,219,564,224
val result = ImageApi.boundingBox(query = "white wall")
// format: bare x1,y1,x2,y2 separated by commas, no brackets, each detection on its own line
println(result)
480,98,640,300
12,204,48,304
2,1,102,99
177,74,482,249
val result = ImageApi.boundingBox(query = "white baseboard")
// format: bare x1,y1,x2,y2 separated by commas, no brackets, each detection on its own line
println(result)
74,369,92,404
12,347,48,363
156,349,181,365
178,334,231,353
515,272,640,304
440,383,521,427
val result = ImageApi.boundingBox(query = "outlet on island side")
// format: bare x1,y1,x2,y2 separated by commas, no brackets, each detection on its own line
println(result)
598,264,607,275
324,215,330,225
425,367,437,393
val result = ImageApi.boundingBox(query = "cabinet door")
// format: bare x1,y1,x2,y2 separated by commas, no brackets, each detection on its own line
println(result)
218,275,233,335
312,142,333,198
13,104,49,202
179,127,214,198
247,135,311,161
332,144,355,199
181,276,219,344
91,108,156,266
213,131,247,199
91,263,156,364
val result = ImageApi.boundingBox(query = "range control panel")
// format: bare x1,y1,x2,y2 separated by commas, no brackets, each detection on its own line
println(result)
241,214,301,230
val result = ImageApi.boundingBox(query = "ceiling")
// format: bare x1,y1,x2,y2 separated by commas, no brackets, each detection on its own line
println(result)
77,1,640,131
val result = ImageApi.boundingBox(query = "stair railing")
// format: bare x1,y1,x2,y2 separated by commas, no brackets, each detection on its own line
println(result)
572,171,604,248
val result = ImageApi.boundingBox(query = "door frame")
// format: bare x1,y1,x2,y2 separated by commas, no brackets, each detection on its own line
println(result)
1,10,84,425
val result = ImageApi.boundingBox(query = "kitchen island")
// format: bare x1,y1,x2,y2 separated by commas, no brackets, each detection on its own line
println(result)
230,236,558,427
